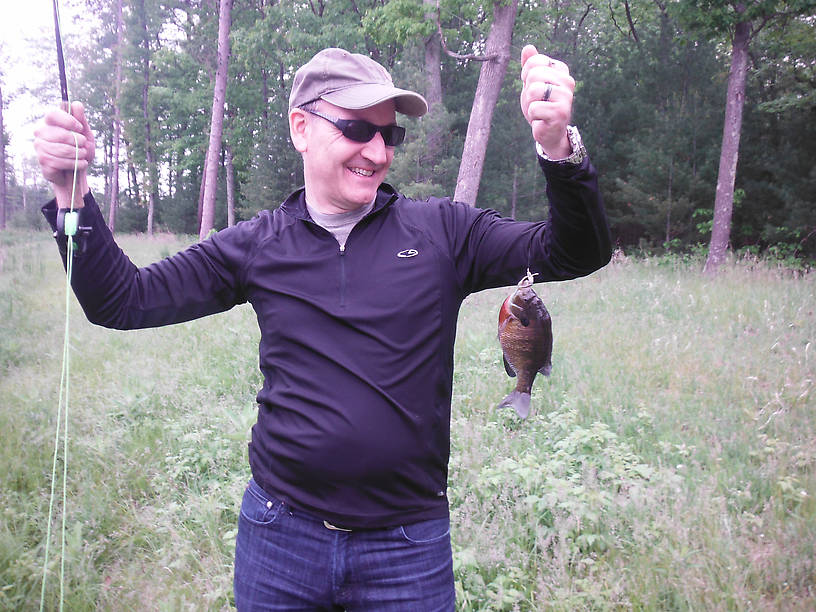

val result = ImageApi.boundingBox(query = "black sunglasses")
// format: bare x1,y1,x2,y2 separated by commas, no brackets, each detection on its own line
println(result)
306,109,406,147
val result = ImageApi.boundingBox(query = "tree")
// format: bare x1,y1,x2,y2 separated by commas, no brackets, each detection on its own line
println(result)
737,15,816,259
674,0,816,272
199,0,234,241
109,0,124,233
706,15,750,272
0,78,6,230
453,0,519,205
225,142,236,227
133,0,160,235
29,0,810,259
423,0,443,145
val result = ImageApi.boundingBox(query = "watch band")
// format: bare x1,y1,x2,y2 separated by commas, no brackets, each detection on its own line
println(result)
535,125,587,166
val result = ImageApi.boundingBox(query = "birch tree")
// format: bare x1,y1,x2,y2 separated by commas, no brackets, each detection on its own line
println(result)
199,0,233,241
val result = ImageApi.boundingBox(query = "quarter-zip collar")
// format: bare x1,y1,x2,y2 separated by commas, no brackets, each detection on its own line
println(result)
281,183,400,222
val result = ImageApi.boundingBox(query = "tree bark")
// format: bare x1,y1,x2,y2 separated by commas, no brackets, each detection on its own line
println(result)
138,0,158,236
666,155,673,244
453,0,519,206
199,0,233,241
704,18,751,274
127,150,140,204
108,0,124,234
510,165,518,220
197,148,207,229
422,0,443,179
0,81,6,230
225,142,236,227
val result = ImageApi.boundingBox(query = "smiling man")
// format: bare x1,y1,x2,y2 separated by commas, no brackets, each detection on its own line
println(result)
34,47,612,610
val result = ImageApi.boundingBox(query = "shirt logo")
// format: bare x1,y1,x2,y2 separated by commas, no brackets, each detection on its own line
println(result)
397,249,419,258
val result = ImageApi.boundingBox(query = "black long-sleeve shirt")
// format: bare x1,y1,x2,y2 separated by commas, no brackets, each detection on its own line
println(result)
43,156,611,528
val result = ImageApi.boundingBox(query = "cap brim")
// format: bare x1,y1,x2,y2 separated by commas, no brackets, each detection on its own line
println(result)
322,83,428,117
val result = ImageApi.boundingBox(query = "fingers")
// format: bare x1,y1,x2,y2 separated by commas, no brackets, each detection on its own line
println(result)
71,101,96,160
520,44,538,70
524,80,573,121
520,60,574,110
34,103,94,189
519,46,575,154
35,104,93,152
521,47,570,84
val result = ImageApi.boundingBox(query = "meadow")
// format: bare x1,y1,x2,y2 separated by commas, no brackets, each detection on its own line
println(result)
1,229,813,611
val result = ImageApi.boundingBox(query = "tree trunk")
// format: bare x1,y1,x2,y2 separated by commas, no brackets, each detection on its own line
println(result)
453,0,519,206
510,166,518,220
0,81,6,230
225,142,236,227
704,18,751,274
197,148,207,229
422,0,443,179
127,153,140,204
199,0,233,241
666,155,673,244
103,132,110,207
21,162,28,211
144,97,156,235
108,0,123,234
138,0,158,236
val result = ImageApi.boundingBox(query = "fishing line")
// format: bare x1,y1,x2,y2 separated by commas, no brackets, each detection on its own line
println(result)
41,0,79,609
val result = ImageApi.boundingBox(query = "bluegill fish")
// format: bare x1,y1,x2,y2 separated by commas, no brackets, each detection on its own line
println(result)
497,271,553,418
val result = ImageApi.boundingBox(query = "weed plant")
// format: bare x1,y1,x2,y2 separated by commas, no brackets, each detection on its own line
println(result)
1,231,813,610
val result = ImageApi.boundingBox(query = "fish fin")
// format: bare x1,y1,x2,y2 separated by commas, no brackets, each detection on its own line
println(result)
503,354,516,377
498,390,531,419
539,363,552,376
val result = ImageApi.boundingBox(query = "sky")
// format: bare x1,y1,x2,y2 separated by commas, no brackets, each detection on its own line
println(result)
1,0,84,179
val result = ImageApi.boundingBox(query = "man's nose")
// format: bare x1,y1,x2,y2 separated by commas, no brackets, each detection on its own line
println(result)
361,131,389,164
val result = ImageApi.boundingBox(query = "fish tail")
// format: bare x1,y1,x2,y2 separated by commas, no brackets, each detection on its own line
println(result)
498,390,532,419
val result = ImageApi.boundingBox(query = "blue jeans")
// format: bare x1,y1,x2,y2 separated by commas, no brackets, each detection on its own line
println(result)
233,479,455,611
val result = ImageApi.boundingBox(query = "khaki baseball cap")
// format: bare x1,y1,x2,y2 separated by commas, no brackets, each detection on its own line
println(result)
289,48,428,117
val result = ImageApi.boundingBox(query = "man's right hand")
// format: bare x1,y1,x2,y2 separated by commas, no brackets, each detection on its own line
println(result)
34,101,95,209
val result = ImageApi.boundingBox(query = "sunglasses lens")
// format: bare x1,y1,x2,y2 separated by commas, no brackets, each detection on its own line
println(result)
343,121,378,143
382,126,406,146
341,121,406,146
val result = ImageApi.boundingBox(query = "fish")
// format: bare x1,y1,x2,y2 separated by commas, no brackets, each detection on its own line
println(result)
497,271,553,419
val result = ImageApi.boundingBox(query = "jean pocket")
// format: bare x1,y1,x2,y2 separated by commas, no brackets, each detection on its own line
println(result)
400,517,450,544
240,480,285,527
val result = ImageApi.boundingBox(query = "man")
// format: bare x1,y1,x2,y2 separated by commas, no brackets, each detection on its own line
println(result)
35,46,611,610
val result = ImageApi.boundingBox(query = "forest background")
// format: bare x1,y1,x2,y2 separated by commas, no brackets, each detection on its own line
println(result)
1,0,815,608
0,0,814,265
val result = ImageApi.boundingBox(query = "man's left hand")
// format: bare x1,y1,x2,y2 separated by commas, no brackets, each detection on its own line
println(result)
520,44,574,159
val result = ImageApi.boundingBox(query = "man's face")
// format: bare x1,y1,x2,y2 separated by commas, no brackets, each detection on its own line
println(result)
294,100,397,215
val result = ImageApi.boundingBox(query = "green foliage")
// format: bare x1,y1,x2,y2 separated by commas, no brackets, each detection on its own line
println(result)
10,0,814,253
474,410,671,556
363,0,435,47
2,235,815,608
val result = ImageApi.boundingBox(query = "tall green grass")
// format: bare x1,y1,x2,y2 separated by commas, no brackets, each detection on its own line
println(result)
1,231,813,610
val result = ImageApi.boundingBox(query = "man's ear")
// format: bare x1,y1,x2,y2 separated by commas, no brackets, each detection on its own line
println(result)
289,108,309,153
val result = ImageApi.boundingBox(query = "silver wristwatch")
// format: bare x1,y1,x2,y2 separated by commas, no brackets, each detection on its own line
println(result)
535,125,587,166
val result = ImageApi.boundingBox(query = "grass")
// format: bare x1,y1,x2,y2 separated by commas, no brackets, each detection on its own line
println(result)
1,230,814,610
